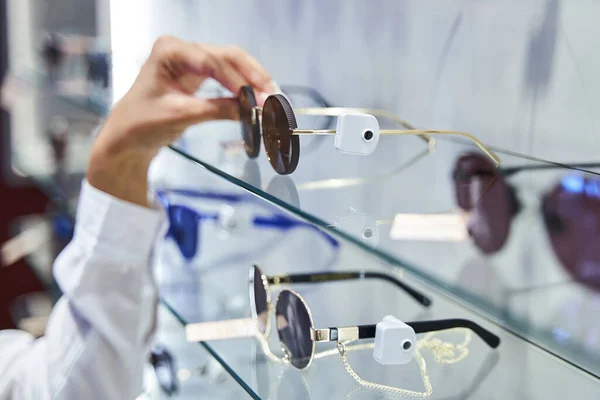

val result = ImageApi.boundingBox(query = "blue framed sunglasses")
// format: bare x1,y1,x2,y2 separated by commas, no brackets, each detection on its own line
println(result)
156,189,339,261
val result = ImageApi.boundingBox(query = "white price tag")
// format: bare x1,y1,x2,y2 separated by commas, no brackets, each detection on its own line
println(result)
390,213,468,242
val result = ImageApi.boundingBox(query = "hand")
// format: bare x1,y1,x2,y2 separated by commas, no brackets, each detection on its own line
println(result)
88,36,273,207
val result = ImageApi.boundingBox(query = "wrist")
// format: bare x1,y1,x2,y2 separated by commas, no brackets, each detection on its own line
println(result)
88,118,158,207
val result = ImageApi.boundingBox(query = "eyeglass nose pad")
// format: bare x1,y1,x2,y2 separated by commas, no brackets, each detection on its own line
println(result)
166,205,199,261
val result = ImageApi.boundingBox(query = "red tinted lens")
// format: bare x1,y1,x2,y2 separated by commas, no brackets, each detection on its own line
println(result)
543,175,600,291
453,153,514,254
261,95,299,175
238,86,261,158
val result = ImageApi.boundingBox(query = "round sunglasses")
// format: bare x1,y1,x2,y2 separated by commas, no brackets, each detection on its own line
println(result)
238,86,500,175
453,152,600,291
186,265,500,371
238,84,334,159
185,265,432,343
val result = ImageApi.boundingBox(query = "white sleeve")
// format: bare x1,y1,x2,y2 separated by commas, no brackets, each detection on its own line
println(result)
0,181,164,400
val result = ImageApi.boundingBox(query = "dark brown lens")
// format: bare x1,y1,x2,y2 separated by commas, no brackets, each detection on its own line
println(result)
275,290,314,370
238,86,261,158
543,175,600,291
250,265,269,334
452,153,515,254
261,95,299,175
453,153,498,210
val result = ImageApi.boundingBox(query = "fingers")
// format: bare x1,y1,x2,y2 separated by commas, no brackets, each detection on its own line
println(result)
206,45,273,93
151,38,261,96
169,95,240,125
201,47,248,94
150,36,218,81
149,37,273,119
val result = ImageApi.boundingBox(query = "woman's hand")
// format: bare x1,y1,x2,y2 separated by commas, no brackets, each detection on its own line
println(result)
88,36,273,206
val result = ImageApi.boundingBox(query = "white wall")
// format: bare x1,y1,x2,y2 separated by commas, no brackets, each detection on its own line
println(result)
110,0,600,162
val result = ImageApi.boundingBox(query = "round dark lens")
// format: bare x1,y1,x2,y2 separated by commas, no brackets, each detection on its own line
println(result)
275,290,314,370
543,176,600,291
262,95,300,175
402,341,412,351
363,227,374,239
238,86,261,159
251,266,269,334
166,205,199,261
363,130,374,141
452,153,514,254
452,153,498,210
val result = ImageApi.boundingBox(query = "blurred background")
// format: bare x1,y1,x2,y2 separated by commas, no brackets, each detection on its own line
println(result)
2,1,600,399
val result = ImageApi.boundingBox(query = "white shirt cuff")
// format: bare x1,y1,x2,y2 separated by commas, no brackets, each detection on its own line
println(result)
75,180,163,261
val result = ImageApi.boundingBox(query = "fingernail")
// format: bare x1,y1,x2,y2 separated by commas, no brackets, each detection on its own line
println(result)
269,80,282,94
257,91,270,105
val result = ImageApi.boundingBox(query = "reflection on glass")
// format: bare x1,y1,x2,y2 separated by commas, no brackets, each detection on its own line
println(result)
264,147,430,209
453,152,600,291
155,189,339,261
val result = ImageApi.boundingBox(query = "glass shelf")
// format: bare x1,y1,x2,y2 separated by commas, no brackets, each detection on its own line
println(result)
167,121,600,380
8,81,600,397
153,155,600,399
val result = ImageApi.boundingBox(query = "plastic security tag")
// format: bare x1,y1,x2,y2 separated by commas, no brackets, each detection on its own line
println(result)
373,316,416,365
334,113,380,155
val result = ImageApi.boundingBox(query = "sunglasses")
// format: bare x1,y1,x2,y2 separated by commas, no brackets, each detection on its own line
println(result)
238,84,334,159
186,265,500,370
453,153,600,291
238,86,500,175
156,189,339,261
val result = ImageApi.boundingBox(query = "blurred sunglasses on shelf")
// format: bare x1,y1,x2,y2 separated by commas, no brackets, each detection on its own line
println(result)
453,153,600,291
155,189,339,261
238,86,500,175
185,265,499,369
40,32,111,86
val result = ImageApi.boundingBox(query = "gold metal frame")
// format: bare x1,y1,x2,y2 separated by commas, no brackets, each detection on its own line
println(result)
292,128,499,166
254,106,500,166
311,326,360,342
253,106,432,146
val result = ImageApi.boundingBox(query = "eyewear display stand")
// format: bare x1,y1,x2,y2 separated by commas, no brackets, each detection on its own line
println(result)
8,80,600,399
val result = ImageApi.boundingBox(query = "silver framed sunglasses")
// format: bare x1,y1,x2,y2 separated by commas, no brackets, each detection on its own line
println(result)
186,264,432,343
186,265,500,371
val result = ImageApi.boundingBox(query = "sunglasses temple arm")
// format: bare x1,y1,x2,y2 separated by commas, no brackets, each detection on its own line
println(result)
352,319,500,349
267,271,431,307
294,107,431,145
185,318,258,342
381,130,501,166
501,162,600,178
406,319,501,349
